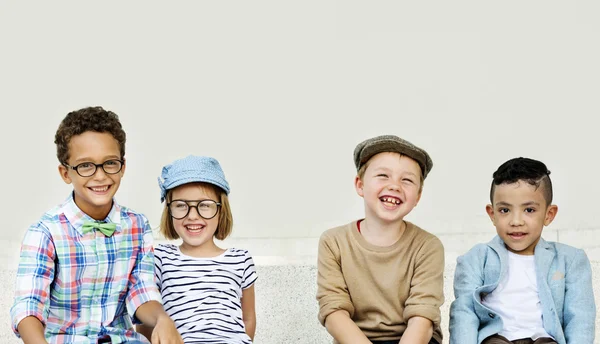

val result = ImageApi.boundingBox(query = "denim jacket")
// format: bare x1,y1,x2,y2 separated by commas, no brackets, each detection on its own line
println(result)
449,236,596,344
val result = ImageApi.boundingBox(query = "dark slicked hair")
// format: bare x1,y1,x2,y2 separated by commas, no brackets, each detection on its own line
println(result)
54,106,126,165
490,157,553,205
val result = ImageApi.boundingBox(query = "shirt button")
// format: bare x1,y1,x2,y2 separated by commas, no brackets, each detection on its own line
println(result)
488,313,495,318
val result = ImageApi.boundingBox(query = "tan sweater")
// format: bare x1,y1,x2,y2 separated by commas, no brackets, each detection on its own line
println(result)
317,220,444,343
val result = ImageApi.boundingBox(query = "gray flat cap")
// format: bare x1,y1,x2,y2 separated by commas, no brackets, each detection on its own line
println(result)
354,135,433,179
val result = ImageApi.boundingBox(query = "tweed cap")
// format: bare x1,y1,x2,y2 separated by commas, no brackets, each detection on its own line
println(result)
354,135,433,179
158,155,230,203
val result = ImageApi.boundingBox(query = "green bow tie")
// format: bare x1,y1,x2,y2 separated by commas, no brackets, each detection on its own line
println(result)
82,221,117,237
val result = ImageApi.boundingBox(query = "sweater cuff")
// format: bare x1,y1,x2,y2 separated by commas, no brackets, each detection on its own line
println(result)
404,304,441,327
318,300,355,326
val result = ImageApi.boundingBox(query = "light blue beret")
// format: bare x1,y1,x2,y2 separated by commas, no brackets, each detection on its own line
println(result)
158,155,230,203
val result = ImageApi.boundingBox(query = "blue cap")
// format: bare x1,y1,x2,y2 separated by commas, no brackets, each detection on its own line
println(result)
158,155,230,202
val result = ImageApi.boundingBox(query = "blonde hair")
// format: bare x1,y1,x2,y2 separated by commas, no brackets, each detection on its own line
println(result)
160,182,233,241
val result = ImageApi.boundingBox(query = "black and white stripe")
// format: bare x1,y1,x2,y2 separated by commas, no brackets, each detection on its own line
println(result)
155,244,257,344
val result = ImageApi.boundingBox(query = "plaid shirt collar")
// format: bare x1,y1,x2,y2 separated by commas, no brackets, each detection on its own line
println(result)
61,192,123,235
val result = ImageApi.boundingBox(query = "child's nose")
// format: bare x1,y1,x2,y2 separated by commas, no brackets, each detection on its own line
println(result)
91,166,108,180
387,183,403,193
509,213,524,226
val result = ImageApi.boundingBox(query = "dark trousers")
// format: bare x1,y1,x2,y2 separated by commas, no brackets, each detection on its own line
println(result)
482,334,557,344
371,339,439,344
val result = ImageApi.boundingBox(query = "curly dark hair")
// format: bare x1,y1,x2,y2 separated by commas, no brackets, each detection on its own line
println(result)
54,106,126,165
490,157,553,205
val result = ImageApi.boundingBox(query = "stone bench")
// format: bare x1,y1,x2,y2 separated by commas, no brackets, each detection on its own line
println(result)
2,261,598,343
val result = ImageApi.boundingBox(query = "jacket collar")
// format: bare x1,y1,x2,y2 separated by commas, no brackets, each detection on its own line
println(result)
487,235,555,277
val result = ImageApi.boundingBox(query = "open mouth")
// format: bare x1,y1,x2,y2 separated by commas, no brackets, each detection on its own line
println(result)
185,224,205,234
380,196,402,207
508,232,527,239
88,185,111,193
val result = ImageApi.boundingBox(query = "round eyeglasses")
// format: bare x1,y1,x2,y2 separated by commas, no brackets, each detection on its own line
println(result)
64,159,124,177
167,200,221,220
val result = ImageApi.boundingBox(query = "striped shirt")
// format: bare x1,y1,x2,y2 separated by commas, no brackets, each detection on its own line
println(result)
155,244,257,344
10,194,161,344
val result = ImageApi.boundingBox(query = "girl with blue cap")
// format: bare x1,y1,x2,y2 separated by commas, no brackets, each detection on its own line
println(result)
137,155,257,343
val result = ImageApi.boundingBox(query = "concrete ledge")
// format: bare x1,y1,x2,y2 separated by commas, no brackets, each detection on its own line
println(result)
251,262,600,344
2,261,599,344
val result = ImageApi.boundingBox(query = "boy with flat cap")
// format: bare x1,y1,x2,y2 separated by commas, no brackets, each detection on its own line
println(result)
317,135,444,344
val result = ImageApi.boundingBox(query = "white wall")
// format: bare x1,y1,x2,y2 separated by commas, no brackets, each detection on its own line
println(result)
1,1,599,265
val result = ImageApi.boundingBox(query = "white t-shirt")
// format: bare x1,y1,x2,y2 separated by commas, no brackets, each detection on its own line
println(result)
481,251,553,341
154,244,258,344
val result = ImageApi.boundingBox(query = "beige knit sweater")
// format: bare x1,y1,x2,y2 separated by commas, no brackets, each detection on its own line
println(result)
317,220,444,343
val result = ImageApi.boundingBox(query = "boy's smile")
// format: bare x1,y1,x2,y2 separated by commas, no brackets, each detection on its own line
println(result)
355,152,422,224
58,131,124,220
381,196,402,207
486,181,557,255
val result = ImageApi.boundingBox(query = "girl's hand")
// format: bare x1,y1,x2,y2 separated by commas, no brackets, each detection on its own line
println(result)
151,314,183,344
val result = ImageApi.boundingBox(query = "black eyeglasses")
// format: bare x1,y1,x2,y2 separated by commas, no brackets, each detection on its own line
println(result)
64,159,124,177
167,199,221,220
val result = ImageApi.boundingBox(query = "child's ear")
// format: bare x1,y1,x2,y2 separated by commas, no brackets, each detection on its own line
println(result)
485,204,495,225
120,157,127,177
354,175,364,197
544,204,558,226
58,164,72,184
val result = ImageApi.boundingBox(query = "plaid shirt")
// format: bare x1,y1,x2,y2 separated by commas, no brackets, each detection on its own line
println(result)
10,194,161,344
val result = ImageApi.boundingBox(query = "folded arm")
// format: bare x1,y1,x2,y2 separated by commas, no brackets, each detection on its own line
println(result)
402,237,445,344
317,233,369,343
129,220,181,343
10,224,55,344
563,249,596,343
449,247,485,344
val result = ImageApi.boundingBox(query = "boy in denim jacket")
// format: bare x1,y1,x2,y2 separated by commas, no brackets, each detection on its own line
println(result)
450,157,595,344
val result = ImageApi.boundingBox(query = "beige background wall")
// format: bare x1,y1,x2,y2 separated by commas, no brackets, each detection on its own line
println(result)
1,1,599,266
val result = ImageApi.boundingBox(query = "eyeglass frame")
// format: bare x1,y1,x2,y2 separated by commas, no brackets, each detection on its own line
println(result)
63,159,125,177
167,199,222,220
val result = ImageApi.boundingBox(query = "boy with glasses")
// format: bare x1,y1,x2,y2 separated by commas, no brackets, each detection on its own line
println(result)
10,106,183,343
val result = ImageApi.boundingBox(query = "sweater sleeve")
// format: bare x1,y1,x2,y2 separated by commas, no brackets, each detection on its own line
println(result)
403,236,445,327
316,230,355,326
